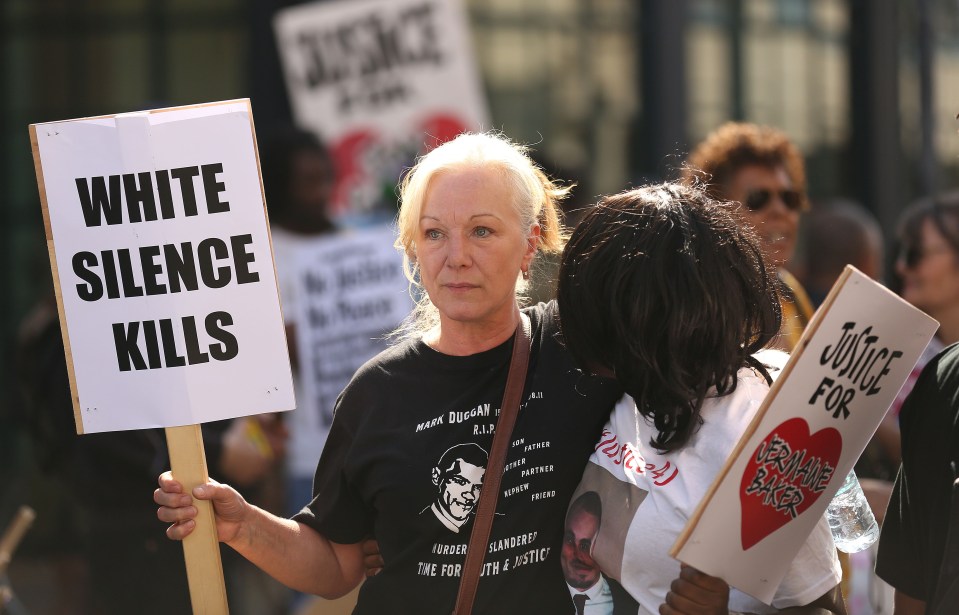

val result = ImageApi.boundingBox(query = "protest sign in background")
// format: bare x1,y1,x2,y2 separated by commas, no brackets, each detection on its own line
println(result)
287,225,413,478
274,0,489,222
31,100,294,435
671,266,938,603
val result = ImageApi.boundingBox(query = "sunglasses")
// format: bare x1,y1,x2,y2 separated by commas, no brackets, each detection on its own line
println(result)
744,189,803,212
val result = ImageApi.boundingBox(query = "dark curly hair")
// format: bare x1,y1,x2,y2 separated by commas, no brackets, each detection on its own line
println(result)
557,183,782,453
682,122,808,211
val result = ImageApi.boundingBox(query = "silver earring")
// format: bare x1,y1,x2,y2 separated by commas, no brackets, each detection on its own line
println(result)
522,269,530,281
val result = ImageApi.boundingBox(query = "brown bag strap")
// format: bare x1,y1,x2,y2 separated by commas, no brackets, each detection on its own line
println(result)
452,315,531,615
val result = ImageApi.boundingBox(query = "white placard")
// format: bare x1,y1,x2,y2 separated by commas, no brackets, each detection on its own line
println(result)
31,99,295,434
274,0,489,222
672,267,939,603
288,226,413,476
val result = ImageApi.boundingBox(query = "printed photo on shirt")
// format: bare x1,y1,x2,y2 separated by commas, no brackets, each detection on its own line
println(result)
564,486,641,614
421,442,488,533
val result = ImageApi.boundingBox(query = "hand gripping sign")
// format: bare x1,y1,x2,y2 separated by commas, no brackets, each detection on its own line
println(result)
30,99,295,614
670,266,938,604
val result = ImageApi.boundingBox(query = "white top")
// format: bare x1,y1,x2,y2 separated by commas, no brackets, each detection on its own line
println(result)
567,575,615,615
583,352,842,614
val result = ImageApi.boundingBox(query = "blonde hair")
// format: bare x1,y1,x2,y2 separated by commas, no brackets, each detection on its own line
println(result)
393,132,570,338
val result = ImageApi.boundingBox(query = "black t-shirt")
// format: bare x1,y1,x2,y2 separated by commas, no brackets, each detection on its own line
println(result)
294,302,622,614
876,342,959,603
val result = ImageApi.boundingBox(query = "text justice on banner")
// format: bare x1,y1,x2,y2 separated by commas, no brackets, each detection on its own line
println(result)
273,0,489,223
670,266,938,604
30,99,294,435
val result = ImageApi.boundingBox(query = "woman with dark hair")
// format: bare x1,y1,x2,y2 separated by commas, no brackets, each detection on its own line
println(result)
557,183,845,614
895,192,959,348
880,193,959,465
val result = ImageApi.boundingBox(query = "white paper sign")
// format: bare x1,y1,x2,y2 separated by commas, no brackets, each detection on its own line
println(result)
274,0,489,222
288,226,412,476
671,267,938,603
31,100,295,434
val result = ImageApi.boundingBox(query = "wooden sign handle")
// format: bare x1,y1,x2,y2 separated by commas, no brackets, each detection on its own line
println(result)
0,506,36,575
165,424,230,615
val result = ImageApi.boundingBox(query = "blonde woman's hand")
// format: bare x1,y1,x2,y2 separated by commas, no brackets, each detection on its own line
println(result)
154,471,248,544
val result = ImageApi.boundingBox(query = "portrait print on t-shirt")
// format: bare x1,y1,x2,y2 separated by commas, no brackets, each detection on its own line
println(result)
422,442,489,533
569,463,646,597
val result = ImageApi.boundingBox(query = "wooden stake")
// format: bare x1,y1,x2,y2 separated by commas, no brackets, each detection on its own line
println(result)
165,424,230,615
0,506,35,575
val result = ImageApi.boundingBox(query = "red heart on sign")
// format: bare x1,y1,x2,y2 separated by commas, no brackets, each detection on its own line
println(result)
739,417,842,550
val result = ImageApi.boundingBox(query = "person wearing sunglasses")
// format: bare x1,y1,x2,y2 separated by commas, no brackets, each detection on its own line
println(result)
682,122,814,351
871,195,959,615
895,192,959,349
874,193,959,474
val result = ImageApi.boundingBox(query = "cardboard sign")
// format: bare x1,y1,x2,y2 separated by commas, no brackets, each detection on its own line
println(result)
30,99,295,434
273,0,489,222
287,226,412,476
670,266,939,603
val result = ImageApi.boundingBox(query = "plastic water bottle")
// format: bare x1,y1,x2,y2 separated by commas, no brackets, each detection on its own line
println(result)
826,470,880,553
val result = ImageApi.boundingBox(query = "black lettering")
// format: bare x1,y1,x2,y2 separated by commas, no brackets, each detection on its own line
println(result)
155,169,176,219
849,345,876,386
76,175,123,226
230,234,259,284
116,249,144,297
812,462,835,492
122,172,158,223
793,455,815,486
809,377,835,405
768,438,793,473
407,4,442,64
207,311,238,361
197,238,231,288
835,325,864,378
73,251,103,301
159,318,186,367
800,458,824,489
820,322,856,366
745,466,769,496
373,15,400,72
338,21,360,74
868,350,904,396
781,448,807,480
113,322,146,371
846,333,878,384
835,387,854,419
170,166,201,216
164,242,199,293
140,245,166,296
300,31,337,88
775,485,803,518
142,320,162,369
362,15,390,75
201,163,230,214
101,250,121,299
182,316,210,364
